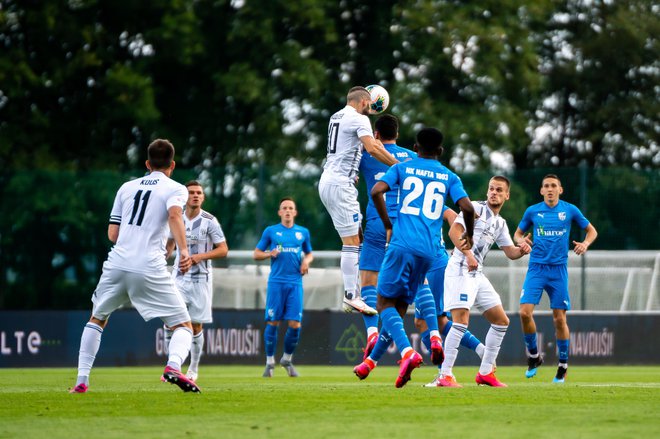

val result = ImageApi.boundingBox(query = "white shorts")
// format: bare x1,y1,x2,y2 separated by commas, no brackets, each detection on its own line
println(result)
318,178,362,237
174,276,213,324
92,262,190,327
443,270,502,314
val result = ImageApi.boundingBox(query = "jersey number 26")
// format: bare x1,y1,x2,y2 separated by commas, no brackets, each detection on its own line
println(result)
400,176,445,220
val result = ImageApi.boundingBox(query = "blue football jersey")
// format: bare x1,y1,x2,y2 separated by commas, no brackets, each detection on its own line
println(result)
256,223,313,282
359,143,417,221
518,200,590,265
380,157,468,257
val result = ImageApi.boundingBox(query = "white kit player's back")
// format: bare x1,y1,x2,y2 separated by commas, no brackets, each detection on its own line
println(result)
107,171,188,273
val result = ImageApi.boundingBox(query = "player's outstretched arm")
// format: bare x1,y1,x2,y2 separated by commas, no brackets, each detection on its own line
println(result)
573,223,598,255
254,247,277,260
514,228,533,247
360,135,398,166
502,244,530,260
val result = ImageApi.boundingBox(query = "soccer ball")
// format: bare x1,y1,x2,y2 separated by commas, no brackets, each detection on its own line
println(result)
366,84,389,114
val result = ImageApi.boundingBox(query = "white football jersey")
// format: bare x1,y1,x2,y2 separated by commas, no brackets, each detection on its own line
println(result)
172,210,226,280
447,201,514,274
321,105,373,183
106,171,188,273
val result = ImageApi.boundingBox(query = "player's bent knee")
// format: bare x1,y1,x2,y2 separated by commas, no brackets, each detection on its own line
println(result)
170,321,193,331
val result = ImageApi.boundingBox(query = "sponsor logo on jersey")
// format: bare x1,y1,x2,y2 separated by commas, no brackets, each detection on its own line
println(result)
536,228,566,237
460,294,468,301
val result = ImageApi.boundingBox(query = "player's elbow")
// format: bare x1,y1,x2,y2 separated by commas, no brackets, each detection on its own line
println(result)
461,202,475,216
370,182,388,199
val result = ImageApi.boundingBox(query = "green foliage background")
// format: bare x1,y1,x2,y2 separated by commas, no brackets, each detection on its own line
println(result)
0,0,658,309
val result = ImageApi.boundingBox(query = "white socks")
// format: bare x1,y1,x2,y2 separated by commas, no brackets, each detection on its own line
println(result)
163,325,173,354
341,245,360,299
76,322,103,385
479,324,508,375
167,327,193,371
440,323,467,377
188,331,204,373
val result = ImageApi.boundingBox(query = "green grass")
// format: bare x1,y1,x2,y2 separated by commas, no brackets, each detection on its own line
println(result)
1,365,659,439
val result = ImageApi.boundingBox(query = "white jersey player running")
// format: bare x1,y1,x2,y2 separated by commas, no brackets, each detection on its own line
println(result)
70,139,201,394
166,180,228,382
437,176,531,388
319,86,398,315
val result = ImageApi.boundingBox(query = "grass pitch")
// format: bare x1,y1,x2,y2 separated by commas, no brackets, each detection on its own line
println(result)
1,365,659,439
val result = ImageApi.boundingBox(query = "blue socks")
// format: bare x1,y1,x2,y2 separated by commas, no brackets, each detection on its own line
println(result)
524,333,538,356
264,324,278,357
460,328,482,351
380,307,410,354
361,286,379,331
421,330,431,353
370,331,393,362
557,338,569,363
416,285,438,332
284,327,301,355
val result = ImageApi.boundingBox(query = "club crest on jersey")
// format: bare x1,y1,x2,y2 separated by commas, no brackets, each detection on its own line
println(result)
295,232,303,240
558,212,566,221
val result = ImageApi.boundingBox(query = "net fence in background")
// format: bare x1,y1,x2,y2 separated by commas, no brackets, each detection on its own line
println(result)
211,250,660,313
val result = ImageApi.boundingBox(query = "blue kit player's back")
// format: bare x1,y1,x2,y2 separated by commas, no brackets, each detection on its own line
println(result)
383,157,467,259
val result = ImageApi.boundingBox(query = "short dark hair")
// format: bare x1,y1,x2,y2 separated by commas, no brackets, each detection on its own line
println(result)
375,114,398,140
415,127,444,156
347,86,370,103
279,197,295,208
491,175,510,189
185,180,203,189
542,174,561,185
147,139,175,169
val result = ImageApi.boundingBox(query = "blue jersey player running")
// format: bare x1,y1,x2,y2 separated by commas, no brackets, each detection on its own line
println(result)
367,127,475,388
254,197,314,378
514,174,598,383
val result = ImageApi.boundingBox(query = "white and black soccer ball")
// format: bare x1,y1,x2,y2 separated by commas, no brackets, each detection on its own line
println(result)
366,84,389,114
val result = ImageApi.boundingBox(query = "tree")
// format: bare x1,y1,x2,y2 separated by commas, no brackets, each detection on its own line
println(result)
524,0,659,169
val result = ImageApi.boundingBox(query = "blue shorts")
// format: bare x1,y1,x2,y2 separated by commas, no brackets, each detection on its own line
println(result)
378,246,432,305
414,261,449,319
520,263,570,310
265,281,303,322
359,218,389,272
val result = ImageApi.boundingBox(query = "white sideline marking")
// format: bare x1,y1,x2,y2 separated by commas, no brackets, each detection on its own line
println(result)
577,383,660,388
